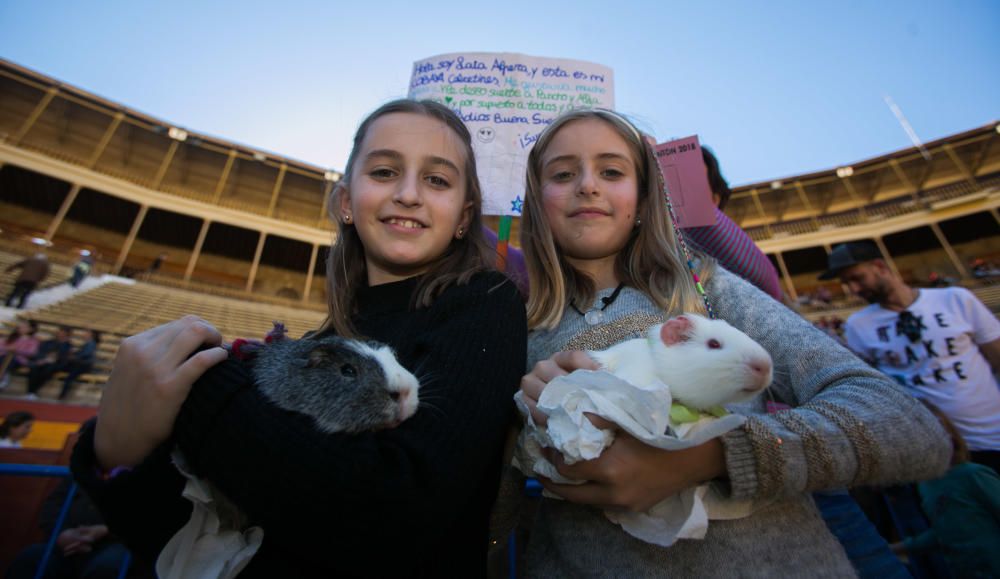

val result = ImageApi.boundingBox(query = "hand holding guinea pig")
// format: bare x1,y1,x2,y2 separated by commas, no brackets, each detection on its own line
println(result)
95,316,229,469
158,331,421,579
519,314,772,515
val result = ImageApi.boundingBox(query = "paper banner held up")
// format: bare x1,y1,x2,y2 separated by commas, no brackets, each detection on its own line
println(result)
408,52,614,216
654,136,716,229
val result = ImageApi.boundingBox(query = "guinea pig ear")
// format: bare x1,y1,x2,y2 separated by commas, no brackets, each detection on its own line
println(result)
660,316,694,346
305,345,337,368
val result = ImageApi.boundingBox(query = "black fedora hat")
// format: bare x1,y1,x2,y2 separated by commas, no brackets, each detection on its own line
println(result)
818,241,883,280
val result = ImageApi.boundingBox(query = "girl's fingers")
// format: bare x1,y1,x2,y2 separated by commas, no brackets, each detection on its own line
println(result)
551,350,600,373
174,346,229,386
537,476,610,507
162,317,223,369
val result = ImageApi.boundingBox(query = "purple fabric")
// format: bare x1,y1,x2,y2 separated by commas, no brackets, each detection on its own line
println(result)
482,226,529,299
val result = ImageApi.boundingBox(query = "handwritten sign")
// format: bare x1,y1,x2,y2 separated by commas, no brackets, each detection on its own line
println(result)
654,136,716,229
408,52,614,216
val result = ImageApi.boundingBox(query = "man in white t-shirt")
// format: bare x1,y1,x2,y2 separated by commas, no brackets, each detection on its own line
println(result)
820,241,1000,472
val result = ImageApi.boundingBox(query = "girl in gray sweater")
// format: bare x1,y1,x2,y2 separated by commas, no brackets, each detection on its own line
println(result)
516,109,951,577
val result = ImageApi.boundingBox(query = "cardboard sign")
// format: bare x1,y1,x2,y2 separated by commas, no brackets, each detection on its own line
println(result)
654,136,716,228
408,52,614,216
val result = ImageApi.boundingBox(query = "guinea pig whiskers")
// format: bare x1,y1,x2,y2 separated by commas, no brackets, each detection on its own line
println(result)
417,399,446,419
414,369,441,387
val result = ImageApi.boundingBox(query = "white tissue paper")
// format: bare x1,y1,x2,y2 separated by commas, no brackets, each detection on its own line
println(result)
157,450,264,579
513,369,754,547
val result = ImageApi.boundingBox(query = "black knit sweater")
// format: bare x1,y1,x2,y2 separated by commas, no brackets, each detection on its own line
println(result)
71,271,527,577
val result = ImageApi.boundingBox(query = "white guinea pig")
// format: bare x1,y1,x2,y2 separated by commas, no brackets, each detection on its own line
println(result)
588,314,773,410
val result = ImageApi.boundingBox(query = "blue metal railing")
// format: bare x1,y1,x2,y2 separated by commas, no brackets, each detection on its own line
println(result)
0,463,130,579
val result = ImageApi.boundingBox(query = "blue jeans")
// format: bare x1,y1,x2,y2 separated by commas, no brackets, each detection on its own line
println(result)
813,490,911,579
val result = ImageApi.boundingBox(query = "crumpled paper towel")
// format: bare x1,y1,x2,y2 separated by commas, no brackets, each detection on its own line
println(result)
156,450,264,579
513,369,754,547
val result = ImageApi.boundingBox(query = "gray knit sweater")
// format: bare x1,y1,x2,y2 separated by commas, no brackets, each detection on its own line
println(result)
524,267,950,578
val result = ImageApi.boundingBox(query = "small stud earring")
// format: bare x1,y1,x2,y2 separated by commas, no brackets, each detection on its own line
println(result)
343,214,352,223
635,218,641,227
456,226,465,238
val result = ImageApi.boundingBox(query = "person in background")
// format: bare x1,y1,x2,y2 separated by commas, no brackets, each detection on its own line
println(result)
68,253,94,289
0,320,40,389
0,410,35,448
682,146,782,301
824,240,1000,474
58,330,100,401
26,327,74,399
890,399,1000,577
5,253,50,309
6,477,139,579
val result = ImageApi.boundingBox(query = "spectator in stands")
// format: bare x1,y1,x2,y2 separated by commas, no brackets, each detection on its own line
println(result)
683,146,783,300
890,400,1000,577
0,410,34,448
144,253,167,280
970,257,1000,279
4,253,50,309
70,99,526,577
823,240,1000,473
7,477,136,579
58,330,100,401
0,320,40,389
68,252,94,289
26,326,74,399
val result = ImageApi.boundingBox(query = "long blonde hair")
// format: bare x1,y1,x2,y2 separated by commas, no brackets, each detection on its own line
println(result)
320,100,492,338
521,109,713,330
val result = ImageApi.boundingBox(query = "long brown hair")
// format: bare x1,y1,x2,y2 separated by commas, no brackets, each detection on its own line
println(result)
321,99,492,338
520,109,713,330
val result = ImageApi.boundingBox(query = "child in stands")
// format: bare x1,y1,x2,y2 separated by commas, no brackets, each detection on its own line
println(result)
516,109,950,577
71,100,527,577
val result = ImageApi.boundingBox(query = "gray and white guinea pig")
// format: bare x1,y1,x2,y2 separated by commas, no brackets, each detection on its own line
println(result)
588,314,773,410
252,336,420,434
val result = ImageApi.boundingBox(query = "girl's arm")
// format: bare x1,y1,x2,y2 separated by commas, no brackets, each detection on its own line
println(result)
712,269,950,499
683,208,782,300
70,317,230,560
71,420,192,564
525,269,949,510
172,275,527,574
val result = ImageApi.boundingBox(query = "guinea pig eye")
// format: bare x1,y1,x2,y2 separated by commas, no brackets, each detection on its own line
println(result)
340,363,357,377
707,339,722,350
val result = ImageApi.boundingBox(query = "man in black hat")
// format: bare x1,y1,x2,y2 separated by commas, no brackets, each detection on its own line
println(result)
822,240,1000,472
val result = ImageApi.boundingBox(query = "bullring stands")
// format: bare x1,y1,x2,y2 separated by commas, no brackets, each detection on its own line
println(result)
3,265,326,404
21,278,326,341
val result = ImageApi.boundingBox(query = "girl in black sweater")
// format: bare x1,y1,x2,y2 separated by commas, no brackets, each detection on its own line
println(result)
71,100,527,577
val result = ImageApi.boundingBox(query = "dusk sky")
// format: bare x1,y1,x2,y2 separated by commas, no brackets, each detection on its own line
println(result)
1,0,996,186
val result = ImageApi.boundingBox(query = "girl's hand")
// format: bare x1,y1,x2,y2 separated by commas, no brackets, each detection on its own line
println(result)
94,316,228,469
540,416,728,512
520,350,599,426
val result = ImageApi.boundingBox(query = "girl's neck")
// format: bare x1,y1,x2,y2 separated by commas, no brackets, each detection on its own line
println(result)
566,255,620,290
